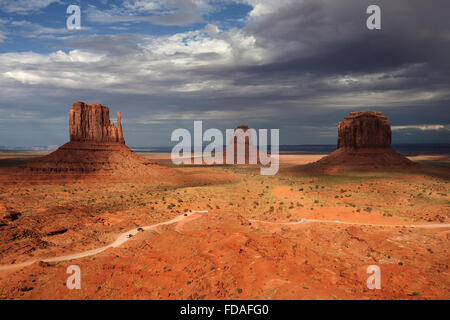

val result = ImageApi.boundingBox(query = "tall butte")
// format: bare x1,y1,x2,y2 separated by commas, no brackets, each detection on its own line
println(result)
217,125,265,164
21,102,157,178
307,111,417,172
69,101,124,143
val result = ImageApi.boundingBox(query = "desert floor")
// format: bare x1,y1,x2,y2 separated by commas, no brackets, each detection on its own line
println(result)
0,152,448,299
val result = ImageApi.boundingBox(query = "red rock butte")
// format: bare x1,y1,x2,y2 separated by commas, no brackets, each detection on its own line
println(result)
70,102,125,144
338,111,391,149
222,125,263,164
306,111,417,173
16,102,161,180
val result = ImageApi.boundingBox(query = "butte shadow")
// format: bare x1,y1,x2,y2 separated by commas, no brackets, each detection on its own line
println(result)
1,102,234,186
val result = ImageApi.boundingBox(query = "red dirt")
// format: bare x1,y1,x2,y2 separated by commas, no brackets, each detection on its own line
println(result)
0,153,448,300
0,210,448,300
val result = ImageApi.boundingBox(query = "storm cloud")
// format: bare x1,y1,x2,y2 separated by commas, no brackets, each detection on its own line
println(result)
0,0,449,147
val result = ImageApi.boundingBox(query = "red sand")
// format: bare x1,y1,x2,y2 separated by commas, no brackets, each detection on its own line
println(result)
0,153,448,300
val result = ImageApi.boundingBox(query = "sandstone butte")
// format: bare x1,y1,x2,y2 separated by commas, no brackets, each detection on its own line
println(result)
69,101,125,144
220,125,264,165
15,102,161,180
306,111,418,172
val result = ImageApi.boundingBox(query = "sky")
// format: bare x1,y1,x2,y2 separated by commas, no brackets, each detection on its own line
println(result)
0,0,449,147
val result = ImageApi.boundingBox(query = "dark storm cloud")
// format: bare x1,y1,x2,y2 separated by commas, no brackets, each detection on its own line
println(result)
242,0,450,84
0,0,449,147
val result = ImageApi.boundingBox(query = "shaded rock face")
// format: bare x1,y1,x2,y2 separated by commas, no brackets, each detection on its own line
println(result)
234,125,251,146
337,111,391,149
69,102,124,143
221,125,263,164
233,125,254,163
301,111,418,173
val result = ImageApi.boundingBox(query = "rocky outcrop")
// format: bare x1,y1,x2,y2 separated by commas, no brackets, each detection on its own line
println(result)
220,125,263,164
337,111,391,148
303,111,418,173
234,125,251,146
3,102,236,185
69,102,124,143
232,125,256,164
16,102,161,180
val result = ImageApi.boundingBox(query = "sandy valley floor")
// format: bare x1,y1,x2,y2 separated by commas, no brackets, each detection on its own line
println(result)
0,153,448,299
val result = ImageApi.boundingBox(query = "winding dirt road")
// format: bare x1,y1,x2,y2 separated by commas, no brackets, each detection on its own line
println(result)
250,218,450,229
0,211,206,272
1,210,447,272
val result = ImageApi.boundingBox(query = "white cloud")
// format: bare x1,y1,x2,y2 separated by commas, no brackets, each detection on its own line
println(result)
7,20,91,39
391,125,448,131
0,19,447,116
122,0,214,13
135,108,275,124
87,1,208,26
0,51,50,64
0,0,61,14
123,0,161,12
0,17,7,42
87,0,235,26
0,108,65,124
0,25,265,94
146,25,262,65
1,50,107,87
10,20,69,37
49,50,105,63
240,0,297,17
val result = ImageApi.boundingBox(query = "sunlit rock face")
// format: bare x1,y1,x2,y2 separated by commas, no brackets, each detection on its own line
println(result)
17,102,158,178
69,101,124,144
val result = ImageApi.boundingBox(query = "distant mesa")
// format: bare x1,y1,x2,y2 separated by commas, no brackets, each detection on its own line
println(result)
222,125,264,165
235,124,250,132
304,111,418,173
